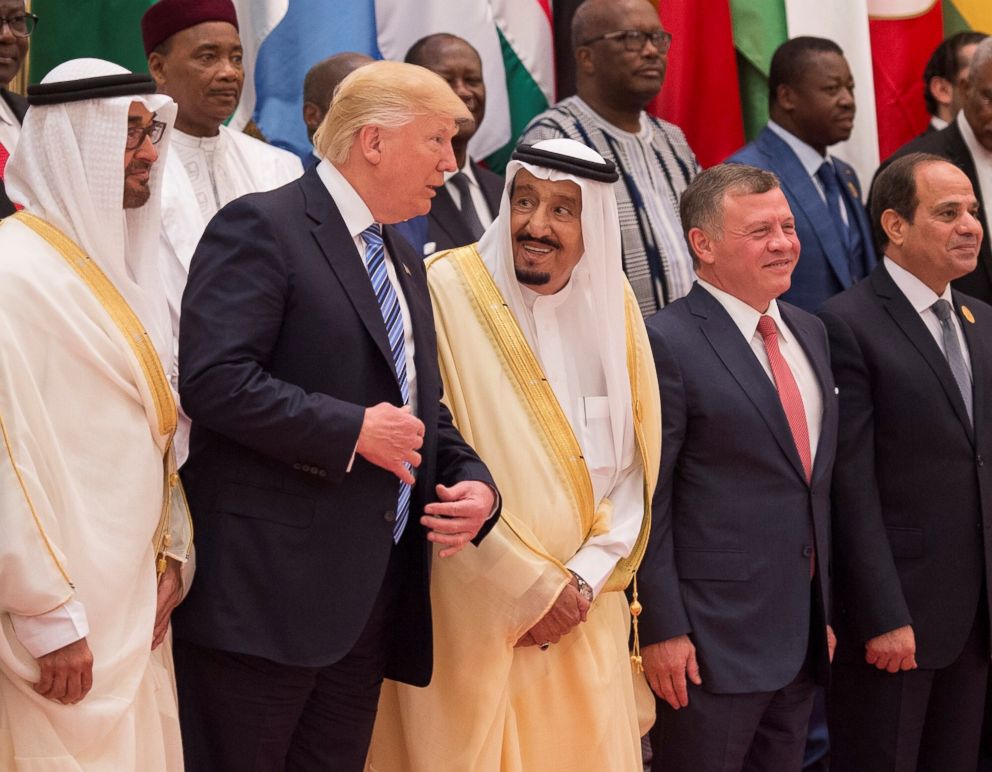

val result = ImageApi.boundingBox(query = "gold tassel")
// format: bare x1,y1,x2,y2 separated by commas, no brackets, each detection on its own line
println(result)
629,577,644,673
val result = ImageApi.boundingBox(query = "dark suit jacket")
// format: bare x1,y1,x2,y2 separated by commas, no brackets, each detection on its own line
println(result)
174,166,497,685
638,284,838,694
0,88,27,218
819,264,992,668
728,127,877,313
874,120,992,303
425,159,502,253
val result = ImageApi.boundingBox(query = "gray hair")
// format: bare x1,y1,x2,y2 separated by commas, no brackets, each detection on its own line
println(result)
968,37,992,84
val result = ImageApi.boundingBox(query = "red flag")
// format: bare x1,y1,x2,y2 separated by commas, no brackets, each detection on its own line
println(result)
869,3,944,160
651,0,745,168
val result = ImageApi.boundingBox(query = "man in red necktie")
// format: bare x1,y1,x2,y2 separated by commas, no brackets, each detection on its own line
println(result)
0,0,32,216
637,162,838,772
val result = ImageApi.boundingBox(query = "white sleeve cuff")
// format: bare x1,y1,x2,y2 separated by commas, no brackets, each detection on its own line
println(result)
566,546,621,598
9,597,90,658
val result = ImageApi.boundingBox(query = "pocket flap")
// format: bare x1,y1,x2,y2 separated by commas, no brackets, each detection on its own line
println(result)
213,482,316,529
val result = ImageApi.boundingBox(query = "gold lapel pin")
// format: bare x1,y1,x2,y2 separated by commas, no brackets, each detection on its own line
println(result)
847,181,858,198
962,305,976,324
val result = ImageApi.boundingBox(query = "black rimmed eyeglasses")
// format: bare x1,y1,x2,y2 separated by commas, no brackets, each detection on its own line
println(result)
126,120,167,151
581,29,672,54
0,13,38,38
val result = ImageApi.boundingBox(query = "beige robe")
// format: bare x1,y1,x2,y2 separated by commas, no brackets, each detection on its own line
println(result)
0,213,190,770
368,245,661,772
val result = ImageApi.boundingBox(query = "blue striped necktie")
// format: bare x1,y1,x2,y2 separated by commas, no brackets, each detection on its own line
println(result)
362,223,411,542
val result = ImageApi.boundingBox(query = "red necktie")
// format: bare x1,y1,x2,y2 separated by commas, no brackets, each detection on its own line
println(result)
0,140,9,180
758,315,815,577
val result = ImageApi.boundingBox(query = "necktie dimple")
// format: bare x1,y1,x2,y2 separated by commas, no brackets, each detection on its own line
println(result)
362,223,411,542
816,160,850,249
449,171,486,241
757,314,815,577
931,299,973,424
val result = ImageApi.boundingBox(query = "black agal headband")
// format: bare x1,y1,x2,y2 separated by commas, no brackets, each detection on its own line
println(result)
511,143,620,183
27,74,157,106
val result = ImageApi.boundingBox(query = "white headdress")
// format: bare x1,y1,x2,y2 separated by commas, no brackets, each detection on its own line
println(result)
478,137,635,482
6,58,177,369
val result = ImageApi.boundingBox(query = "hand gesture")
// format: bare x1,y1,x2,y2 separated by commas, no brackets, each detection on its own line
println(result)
34,637,94,705
152,557,183,650
422,481,496,557
514,580,590,647
356,403,424,484
865,625,916,672
643,634,702,709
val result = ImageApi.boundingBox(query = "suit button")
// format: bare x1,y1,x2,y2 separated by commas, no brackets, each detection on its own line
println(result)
978,455,985,467
302,464,311,472
384,510,396,523
319,469,327,478
293,463,302,470
802,546,814,558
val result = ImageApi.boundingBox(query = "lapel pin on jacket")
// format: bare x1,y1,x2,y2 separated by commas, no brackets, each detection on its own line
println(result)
962,305,976,324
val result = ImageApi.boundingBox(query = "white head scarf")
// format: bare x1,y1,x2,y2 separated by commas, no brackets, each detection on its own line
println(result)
478,137,635,480
6,58,177,369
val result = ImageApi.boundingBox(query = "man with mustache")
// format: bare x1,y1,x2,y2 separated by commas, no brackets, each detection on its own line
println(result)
368,138,661,770
820,154,992,772
0,57,191,769
0,0,33,216
521,0,699,317
728,37,876,314
141,0,302,463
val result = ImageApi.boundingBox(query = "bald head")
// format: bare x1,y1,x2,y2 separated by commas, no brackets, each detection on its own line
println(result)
303,52,374,142
572,0,654,50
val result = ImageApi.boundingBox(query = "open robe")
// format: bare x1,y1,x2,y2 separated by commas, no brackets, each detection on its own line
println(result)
0,213,191,770
368,245,661,772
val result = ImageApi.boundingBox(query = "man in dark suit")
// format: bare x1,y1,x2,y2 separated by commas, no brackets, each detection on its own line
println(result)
876,38,992,305
172,60,499,771
403,33,503,256
0,0,32,217
918,31,987,137
728,37,876,314
638,163,837,772
301,51,373,171
820,153,992,772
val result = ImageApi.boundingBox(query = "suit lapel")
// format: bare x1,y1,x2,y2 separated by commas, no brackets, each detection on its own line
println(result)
836,161,877,267
690,285,809,483
428,185,475,248
302,168,396,380
873,266,975,443
473,160,504,219
757,129,853,288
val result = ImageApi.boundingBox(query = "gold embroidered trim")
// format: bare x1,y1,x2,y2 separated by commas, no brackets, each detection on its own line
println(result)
443,246,596,536
13,212,177,438
0,410,74,588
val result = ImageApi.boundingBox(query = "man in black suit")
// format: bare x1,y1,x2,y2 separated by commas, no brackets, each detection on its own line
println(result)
877,37,992,304
638,163,837,772
403,33,503,255
918,31,987,136
172,60,499,771
821,153,992,772
0,0,32,217
301,51,373,170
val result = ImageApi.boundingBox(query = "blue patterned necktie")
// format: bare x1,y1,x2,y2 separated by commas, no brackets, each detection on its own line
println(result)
816,161,850,250
362,223,411,542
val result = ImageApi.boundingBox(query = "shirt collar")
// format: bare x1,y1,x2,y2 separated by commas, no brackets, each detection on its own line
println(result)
172,128,222,151
316,158,375,240
930,115,949,132
697,278,792,345
767,120,831,179
957,110,992,164
883,256,953,313
0,95,15,127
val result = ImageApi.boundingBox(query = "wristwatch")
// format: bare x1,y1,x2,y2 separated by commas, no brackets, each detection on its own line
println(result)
569,570,594,603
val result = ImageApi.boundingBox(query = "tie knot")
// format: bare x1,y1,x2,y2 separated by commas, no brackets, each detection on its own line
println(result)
362,223,383,248
816,161,840,191
932,298,953,323
757,314,778,340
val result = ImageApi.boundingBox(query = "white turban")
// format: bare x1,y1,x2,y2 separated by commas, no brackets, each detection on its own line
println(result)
6,58,177,370
478,137,635,486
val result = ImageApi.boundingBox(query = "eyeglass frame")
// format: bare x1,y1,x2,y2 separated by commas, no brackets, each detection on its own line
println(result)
579,29,672,54
126,119,167,151
0,13,39,39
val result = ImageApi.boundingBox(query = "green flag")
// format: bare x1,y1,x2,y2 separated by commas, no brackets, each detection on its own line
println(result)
730,0,787,141
28,1,155,82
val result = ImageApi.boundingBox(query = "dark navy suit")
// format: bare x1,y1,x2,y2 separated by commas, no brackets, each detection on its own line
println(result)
728,127,877,313
173,165,497,770
639,283,837,771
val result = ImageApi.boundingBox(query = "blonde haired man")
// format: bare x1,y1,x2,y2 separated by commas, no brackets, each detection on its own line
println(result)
172,60,499,771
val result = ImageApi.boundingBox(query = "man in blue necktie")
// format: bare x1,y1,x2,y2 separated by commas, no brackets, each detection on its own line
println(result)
172,60,499,772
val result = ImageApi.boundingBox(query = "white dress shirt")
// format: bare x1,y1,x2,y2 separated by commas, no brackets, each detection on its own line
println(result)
884,257,973,377
930,116,949,132
698,279,823,462
443,156,495,230
520,265,644,596
767,120,849,225
0,93,20,157
316,159,418,474
957,111,992,236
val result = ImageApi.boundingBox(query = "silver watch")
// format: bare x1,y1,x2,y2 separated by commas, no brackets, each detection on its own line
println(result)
569,570,593,602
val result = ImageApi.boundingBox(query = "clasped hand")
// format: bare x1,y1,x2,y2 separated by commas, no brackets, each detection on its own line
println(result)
515,577,590,648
